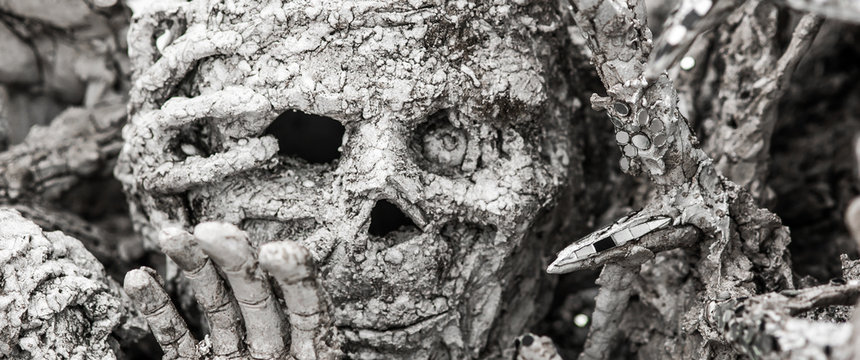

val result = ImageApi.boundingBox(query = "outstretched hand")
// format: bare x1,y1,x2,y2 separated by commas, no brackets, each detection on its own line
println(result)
124,222,341,359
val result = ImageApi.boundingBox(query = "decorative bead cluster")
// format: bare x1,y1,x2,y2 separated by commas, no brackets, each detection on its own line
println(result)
610,102,667,172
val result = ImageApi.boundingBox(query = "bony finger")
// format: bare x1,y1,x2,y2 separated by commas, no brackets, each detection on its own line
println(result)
193,222,287,359
159,226,207,271
160,226,244,357
260,241,341,360
259,240,319,314
124,268,197,358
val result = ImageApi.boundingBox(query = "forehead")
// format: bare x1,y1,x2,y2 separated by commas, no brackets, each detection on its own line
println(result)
184,0,549,126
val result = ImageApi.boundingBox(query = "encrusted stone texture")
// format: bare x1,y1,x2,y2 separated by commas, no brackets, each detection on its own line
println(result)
5,0,857,358
0,208,122,359
0,0,130,146
117,0,578,358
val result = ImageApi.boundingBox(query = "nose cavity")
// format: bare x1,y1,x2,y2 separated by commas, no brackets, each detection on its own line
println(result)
264,109,345,164
368,199,418,237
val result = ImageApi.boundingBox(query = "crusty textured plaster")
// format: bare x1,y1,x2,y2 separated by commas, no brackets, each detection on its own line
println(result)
0,209,124,359
117,0,579,358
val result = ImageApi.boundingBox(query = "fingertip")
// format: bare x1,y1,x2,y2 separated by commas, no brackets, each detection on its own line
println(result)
159,226,206,271
125,268,198,357
192,222,252,270
159,225,191,247
123,268,151,294
124,267,170,314
259,241,312,282
193,221,244,244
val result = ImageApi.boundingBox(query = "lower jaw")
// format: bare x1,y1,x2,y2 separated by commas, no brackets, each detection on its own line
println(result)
338,312,453,357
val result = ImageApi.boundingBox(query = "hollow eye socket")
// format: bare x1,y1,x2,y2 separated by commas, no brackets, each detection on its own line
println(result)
414,110,468,175
424,125,467,166
264,109,345,164
169,120,220,159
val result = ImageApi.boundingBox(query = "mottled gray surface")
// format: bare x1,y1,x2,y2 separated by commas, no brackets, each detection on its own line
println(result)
0,209,123,359
2,0,860,359
116,0,578,358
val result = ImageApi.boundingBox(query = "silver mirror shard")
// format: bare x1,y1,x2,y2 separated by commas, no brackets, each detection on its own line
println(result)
546,211,672,274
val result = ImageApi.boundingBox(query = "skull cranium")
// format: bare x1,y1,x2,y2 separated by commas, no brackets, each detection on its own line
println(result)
117,0,578,358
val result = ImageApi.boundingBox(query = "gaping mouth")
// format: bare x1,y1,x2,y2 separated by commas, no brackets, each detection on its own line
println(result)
344,311,450,333
241,212,453,331
230,195,494,352
338,311,453,353
338,312,455,359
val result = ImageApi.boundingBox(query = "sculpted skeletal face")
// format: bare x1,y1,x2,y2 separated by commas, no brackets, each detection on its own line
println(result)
118,0,575,358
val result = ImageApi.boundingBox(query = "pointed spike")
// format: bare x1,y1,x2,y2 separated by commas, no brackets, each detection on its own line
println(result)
628,223,651,238
647,217,673,230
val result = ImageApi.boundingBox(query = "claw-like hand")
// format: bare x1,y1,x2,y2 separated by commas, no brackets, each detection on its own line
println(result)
124,222,341,359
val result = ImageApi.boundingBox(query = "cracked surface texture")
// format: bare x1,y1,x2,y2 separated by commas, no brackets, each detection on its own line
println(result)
0,209,124,359
117,0,579,358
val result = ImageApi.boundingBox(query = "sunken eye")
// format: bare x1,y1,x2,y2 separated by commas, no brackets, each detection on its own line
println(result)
414,110,468,174
264,109,345,164
169,120,221,159
423,124,467,167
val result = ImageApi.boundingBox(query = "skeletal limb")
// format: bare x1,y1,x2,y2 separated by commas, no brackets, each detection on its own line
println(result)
567,0,792,288
579,247,653,360
561,0,803,354
125,221,342,359
159,227,244,357
125,268,199,358
193,222,288,358
259,241,340,360
700,7,822,202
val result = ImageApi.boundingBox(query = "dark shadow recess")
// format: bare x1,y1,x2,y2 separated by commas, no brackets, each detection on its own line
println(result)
264,110,345,164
